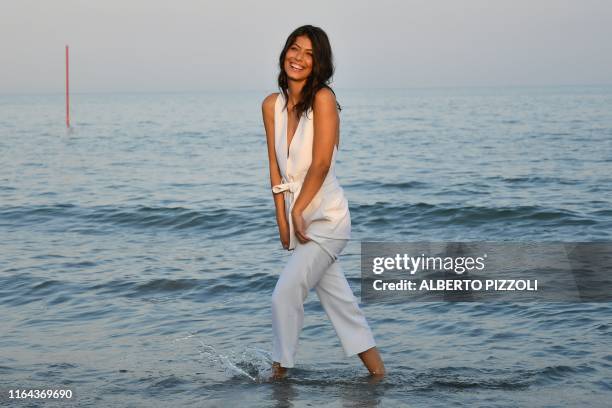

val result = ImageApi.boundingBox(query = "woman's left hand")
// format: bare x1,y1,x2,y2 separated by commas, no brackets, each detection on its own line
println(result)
291,209,311,244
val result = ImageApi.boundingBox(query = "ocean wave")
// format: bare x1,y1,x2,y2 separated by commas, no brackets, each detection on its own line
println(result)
0,203,269,234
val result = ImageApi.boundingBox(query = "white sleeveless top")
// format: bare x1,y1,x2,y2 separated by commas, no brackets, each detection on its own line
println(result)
272,92,351,250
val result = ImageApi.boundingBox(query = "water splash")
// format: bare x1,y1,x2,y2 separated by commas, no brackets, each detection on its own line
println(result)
195,341,273,383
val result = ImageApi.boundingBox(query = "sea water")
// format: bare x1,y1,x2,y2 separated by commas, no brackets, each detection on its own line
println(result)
1,86,611,407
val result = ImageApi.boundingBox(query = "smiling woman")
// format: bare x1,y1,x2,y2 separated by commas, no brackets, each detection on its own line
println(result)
286,40,312,77
261,25,386,380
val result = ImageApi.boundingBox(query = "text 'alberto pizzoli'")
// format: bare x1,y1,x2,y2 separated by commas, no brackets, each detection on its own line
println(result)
371,254,538,292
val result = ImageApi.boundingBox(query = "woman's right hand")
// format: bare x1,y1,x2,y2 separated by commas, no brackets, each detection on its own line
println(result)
278,217,290,250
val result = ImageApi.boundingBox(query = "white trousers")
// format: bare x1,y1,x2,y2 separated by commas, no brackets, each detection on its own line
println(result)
271,237,376,368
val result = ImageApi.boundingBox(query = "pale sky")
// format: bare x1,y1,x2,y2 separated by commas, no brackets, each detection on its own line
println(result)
2,0,611,93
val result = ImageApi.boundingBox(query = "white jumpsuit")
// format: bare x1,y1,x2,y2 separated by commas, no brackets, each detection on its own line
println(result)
270,92,376,368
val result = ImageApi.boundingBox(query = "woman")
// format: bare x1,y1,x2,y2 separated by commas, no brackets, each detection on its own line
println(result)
261,25,385,379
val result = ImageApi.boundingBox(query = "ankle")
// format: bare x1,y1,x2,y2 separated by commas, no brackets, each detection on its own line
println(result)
271,362,288,379
369,366,385,377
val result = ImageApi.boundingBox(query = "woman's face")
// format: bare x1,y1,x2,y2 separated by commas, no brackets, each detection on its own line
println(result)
284,35,313,82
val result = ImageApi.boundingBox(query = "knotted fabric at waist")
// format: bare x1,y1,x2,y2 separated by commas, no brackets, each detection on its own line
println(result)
272,175,338,195
271,175,345,250
271,180,300,194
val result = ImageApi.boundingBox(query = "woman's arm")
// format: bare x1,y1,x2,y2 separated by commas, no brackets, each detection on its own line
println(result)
291,88,338,242
262,93,289,226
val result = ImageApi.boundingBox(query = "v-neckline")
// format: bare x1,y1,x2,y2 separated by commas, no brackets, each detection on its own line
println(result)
284,93,302,159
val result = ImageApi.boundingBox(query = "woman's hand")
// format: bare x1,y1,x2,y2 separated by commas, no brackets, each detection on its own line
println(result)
291,208,311,244
277,215,290,250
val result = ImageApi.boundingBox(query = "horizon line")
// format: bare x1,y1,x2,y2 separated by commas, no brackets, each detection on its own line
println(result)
1,82,612,96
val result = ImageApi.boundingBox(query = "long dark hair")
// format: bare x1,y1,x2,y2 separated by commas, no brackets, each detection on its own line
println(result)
277,25,342,121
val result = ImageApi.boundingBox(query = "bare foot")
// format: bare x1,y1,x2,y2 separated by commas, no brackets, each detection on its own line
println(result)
271,362,287,380
367,372,385,385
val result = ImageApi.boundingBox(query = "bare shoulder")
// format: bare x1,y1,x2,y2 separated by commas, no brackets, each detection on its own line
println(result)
262,92,279,118
313,87,337,111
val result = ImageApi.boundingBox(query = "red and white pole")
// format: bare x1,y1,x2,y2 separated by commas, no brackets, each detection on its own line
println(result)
65,45,70,128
